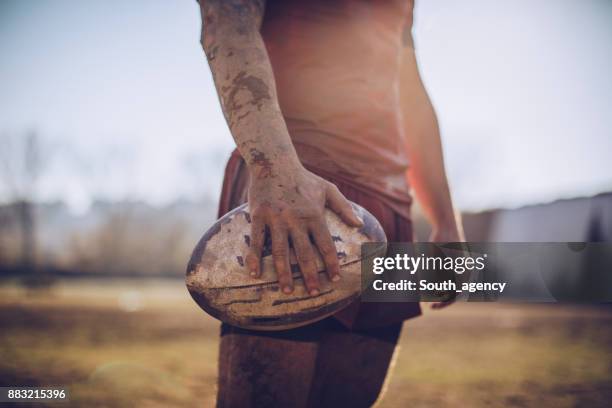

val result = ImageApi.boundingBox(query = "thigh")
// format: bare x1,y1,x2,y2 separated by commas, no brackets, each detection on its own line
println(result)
307,322,403,408
217,323,320,408
217,320,402,408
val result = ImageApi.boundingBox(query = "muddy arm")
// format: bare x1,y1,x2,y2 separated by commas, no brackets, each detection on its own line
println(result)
198,0,301,178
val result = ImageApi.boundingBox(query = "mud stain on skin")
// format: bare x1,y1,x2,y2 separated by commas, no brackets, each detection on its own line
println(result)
206,45,220,62
221,71,271,126
235,110,252,123
279,188,296,203
249,148,273,178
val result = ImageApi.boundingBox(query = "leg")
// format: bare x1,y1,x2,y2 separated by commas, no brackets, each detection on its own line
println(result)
307,321,403,408
217,323,319,408
217,319,402,408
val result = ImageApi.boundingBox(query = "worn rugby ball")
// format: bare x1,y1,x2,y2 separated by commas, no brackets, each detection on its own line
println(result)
186,202,386,330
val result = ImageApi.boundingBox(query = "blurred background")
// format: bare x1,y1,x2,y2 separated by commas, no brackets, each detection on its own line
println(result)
1,0,611,406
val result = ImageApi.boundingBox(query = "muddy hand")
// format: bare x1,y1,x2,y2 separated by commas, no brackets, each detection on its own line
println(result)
245,166,363,296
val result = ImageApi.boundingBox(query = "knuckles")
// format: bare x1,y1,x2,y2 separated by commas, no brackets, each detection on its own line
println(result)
295,251,316,265
271,246,288,257
251,203,323,225
245,254,259,267
327,182,340,194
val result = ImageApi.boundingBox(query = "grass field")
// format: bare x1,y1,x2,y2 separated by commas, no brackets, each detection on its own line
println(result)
0,279,611,407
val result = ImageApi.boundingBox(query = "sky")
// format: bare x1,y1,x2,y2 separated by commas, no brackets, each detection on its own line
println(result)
1,0,611,213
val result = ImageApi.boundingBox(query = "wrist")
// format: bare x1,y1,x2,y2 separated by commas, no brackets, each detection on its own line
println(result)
247,151,303,180
431,215,464,242
433,210,462,231
432,219,457,232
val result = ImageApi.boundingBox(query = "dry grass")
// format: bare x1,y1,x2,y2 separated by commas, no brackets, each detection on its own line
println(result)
0,279,611,407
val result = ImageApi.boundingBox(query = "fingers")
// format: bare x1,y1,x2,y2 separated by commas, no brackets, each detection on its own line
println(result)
246,216,265,277
310,221,341,282
246,215,294,294
326,185,363,227
270,222,293,294
290,228,321,296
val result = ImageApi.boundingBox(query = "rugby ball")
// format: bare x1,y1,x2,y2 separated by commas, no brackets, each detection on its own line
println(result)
186,202,386,330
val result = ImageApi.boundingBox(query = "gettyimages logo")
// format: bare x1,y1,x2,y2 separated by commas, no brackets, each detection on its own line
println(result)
372,252,487,275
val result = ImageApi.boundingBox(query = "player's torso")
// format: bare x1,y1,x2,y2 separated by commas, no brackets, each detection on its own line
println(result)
261,0,412,176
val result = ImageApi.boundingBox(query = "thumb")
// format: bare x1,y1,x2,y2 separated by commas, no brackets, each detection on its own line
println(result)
326,185,363,227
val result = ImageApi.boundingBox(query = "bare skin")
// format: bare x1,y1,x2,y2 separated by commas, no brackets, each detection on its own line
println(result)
399,7,464,308
199,0,363,297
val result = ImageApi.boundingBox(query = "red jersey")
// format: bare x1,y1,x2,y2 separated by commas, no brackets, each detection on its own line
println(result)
261,0,414,219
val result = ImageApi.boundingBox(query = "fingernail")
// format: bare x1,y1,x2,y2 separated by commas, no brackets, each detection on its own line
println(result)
331,274,341,282
250,271,257,277
310,289,320,296
283,286,293,294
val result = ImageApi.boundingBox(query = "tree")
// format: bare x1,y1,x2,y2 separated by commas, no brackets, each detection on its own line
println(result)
0,130,43,282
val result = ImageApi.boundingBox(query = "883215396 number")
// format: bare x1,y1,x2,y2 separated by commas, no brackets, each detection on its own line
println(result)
2,387,69,402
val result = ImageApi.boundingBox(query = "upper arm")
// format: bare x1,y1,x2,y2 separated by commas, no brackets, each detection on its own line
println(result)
198,0,266,52
399,2,442,119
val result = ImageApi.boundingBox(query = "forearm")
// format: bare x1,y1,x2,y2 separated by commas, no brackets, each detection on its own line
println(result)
404,108,457,230
400,50,458,231
199,1,301,179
